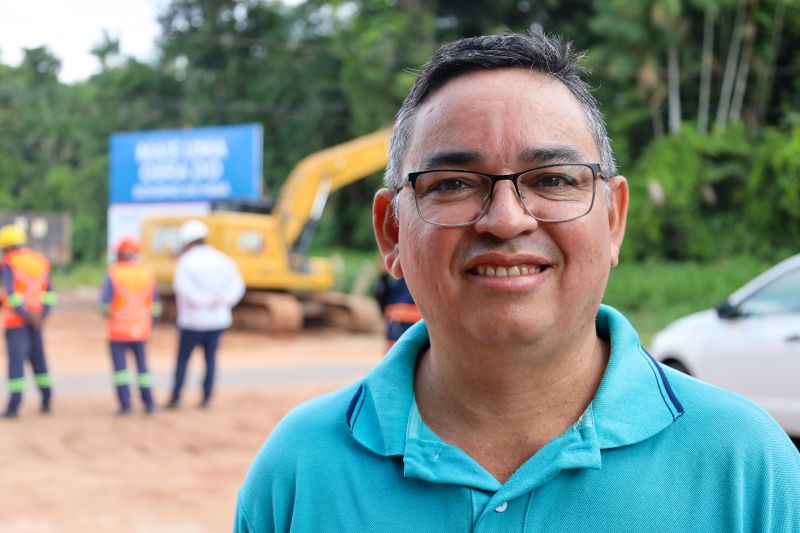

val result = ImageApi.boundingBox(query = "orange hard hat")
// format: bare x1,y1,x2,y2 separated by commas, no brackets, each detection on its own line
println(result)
116,236,140,255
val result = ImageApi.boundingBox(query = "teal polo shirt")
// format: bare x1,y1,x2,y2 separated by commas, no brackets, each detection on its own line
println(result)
235,305,800,532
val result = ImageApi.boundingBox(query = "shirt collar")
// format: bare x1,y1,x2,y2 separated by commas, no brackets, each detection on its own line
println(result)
348,305,684,456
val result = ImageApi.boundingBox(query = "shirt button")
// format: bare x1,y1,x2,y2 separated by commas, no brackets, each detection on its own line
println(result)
494,502,508,513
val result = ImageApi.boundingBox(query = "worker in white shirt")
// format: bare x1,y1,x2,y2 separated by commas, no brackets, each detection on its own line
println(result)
166,219,245,409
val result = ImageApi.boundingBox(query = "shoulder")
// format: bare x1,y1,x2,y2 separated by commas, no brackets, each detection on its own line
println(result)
666,365,781,433
662,364,799,470
659,366,800,525
175,248,201,268
209,246,237,265
244,382,361,475
192,245,234,265
236,382,363,527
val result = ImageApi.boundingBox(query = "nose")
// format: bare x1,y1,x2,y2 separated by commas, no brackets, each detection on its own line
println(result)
472,180,539,238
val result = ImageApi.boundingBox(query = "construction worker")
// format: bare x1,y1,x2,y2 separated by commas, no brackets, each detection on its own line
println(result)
374,267,422,351
1,224,56,418
100,237,161,415
166,219,244,409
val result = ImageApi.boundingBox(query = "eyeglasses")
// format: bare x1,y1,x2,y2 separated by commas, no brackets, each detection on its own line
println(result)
406,163,604,227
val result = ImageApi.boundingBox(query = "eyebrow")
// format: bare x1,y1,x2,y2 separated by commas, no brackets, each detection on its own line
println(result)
518,146,584,165
418,145,585,171
419,150,482,170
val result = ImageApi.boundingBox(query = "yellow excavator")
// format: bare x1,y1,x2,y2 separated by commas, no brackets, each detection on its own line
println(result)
139,128,391,333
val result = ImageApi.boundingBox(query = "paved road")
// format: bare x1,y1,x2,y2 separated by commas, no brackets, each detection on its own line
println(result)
0,362,375,397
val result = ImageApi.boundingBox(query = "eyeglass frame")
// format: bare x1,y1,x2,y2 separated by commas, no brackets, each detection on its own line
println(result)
402,162,607,227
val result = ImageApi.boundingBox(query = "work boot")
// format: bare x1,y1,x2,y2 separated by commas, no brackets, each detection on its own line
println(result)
40,388,52,413
199,397,211,409
5,393,21,417
115,406,132,416
165,398,180,410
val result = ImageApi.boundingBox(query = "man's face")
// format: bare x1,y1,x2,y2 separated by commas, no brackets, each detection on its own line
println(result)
374,68,628,349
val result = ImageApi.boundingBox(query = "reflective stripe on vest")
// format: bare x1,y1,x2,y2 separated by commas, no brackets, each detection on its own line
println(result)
2,249,50,329
108,262,156,341
384,303,422,324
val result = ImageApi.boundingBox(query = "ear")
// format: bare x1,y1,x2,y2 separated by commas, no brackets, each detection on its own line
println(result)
373,188,403,277
606,176,629,268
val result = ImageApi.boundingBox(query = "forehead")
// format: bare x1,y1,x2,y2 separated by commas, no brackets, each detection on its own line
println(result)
405,68,597,170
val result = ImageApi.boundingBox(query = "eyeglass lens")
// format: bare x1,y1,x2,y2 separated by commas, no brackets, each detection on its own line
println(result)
413,164,597,226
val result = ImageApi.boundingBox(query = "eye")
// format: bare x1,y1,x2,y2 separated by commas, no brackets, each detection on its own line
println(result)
417,172,486,196
533,173,575,188
430,178,472,192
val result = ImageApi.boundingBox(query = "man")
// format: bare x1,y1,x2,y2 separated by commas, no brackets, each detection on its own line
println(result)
100,237,161,415
374,269,421,351
1,224,56,418
235,33,800,531
166,219,244,409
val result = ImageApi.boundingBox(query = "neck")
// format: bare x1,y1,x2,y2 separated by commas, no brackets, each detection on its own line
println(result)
414,325,608,482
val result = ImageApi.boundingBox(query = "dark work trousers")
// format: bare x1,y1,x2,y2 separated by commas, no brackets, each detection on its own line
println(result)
387,321,416,342
5,325,51,415
170,328,223,404
109,340,154,412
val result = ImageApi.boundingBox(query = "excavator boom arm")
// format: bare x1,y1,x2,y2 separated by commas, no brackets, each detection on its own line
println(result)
274,128,391,247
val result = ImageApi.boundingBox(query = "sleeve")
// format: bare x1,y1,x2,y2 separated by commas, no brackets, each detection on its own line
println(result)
221,257,245,307
41,274,57,319
99,273,113,316
232,497,254,533
235,426,298,533
3,263,17,301
747,424,800,530
3,263,30,319
151,285,162,318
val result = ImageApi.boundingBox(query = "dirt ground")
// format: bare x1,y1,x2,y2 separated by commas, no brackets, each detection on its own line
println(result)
0,289,385,532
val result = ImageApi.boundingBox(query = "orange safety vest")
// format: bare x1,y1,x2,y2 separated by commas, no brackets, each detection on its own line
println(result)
107,261,156,341
384,302,422,324
2,248,50,329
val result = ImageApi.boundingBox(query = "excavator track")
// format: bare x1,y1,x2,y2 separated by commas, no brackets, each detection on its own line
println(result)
232,291,305,333
302,292,384,333
155,291,382,334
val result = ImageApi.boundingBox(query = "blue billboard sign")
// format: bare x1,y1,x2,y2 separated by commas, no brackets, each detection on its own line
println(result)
109,124,263,203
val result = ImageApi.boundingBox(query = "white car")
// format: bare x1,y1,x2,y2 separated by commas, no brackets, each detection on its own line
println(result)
650,253,800,438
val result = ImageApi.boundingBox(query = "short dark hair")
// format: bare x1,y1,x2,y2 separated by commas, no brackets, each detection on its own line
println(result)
385,32,616,189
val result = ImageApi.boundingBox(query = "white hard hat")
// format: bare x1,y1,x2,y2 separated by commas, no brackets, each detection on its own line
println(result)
178,219,208,247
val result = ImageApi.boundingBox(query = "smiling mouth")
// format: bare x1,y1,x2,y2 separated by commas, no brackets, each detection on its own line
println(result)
470,264,550,277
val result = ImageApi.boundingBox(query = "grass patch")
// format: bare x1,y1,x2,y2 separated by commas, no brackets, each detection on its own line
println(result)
314,248,381,295
51,262,107,290
604,256,773,345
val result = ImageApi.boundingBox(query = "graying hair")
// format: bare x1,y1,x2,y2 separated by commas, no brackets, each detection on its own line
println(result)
385,32,617,191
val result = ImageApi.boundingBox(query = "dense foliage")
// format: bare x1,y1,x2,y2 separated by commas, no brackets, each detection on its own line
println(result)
0,0,798,261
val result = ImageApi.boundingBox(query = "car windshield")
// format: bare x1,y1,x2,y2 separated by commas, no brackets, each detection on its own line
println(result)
738,267,800,316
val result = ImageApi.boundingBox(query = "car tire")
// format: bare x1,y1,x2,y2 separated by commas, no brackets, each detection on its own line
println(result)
662,359,691,375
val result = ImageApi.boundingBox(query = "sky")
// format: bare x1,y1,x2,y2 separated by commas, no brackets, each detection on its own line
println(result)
0,0,168,83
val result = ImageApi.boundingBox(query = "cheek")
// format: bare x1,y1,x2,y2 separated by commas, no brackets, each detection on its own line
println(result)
557,220,611,279
397,220,457,319
398,220,442,280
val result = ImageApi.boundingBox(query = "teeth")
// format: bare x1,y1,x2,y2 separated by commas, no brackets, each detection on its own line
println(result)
472,264,542,277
